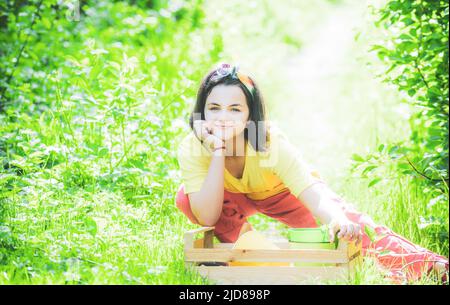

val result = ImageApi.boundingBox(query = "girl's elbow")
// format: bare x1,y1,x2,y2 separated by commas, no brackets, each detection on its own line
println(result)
190,198,222,227
199,220,217,227
197,215,220,227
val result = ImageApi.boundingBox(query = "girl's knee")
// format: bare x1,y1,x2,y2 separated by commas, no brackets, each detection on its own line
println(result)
175,185,200,225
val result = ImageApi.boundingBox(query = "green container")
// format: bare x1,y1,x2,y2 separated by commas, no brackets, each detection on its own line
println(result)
288,226,331,243
288,226,338,267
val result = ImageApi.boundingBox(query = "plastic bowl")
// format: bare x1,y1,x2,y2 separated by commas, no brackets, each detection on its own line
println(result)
288,227,330,243
288,226,337,267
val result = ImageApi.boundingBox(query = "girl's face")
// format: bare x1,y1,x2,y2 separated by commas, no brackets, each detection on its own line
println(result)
204,84,250,141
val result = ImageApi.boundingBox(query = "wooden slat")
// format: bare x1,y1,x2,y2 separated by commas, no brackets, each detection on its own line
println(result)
193,238,205,248
195,266,348,285
193,234,215,249
337,240,362,273
213,241,342,249
184,226,215,250
213,242,291,249
347,242,362,274
204,230,214,248
337,240,360,259
185,248,348,263
186,226,215,236
213,243,234,249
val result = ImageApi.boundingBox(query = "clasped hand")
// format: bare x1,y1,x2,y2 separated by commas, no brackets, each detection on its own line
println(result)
328,218,363,245
193,120,225,154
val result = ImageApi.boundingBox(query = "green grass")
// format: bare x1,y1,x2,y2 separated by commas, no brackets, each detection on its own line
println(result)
0,0,220,284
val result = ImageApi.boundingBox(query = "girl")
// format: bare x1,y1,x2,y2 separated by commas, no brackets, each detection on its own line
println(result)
175,63,448,284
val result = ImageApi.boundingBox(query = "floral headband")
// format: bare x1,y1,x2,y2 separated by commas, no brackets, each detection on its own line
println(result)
210,63,256,99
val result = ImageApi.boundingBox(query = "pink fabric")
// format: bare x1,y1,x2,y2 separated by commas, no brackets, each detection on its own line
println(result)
175,184,448,283
175,184,317,243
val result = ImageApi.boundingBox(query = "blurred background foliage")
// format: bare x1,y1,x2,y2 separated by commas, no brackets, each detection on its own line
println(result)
350,0,448,249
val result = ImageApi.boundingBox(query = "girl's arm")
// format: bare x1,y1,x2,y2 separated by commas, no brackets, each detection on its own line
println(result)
298,182,362,244
189,154,225,226
188,129,226,227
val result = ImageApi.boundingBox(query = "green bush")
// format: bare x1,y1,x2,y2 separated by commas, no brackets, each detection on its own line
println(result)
0,0,222,283
351,0,449,255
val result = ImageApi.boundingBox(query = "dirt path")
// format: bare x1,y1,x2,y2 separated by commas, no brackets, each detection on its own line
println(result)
205,1,398,186
273,2,370,182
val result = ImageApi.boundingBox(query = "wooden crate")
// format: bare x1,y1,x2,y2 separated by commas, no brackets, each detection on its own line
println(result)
184,226,362,285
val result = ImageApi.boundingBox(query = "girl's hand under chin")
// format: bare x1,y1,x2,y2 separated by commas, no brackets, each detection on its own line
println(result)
193,120,226,154
211,126,234,141
211,121,246,142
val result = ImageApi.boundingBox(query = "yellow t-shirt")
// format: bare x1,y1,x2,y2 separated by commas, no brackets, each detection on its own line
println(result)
176,125,323,200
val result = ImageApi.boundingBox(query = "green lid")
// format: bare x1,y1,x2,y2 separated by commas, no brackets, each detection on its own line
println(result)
288,226,339,249
288,227,329,243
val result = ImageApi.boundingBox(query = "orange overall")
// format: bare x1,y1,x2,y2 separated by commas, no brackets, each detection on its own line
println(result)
175,183,449,283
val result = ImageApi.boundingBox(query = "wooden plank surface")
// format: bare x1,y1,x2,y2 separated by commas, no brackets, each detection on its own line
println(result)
212,241,343,249
337,240,362,273
204,230,214,248
195,266,348,285
185,248,349,263
213,242,291,249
